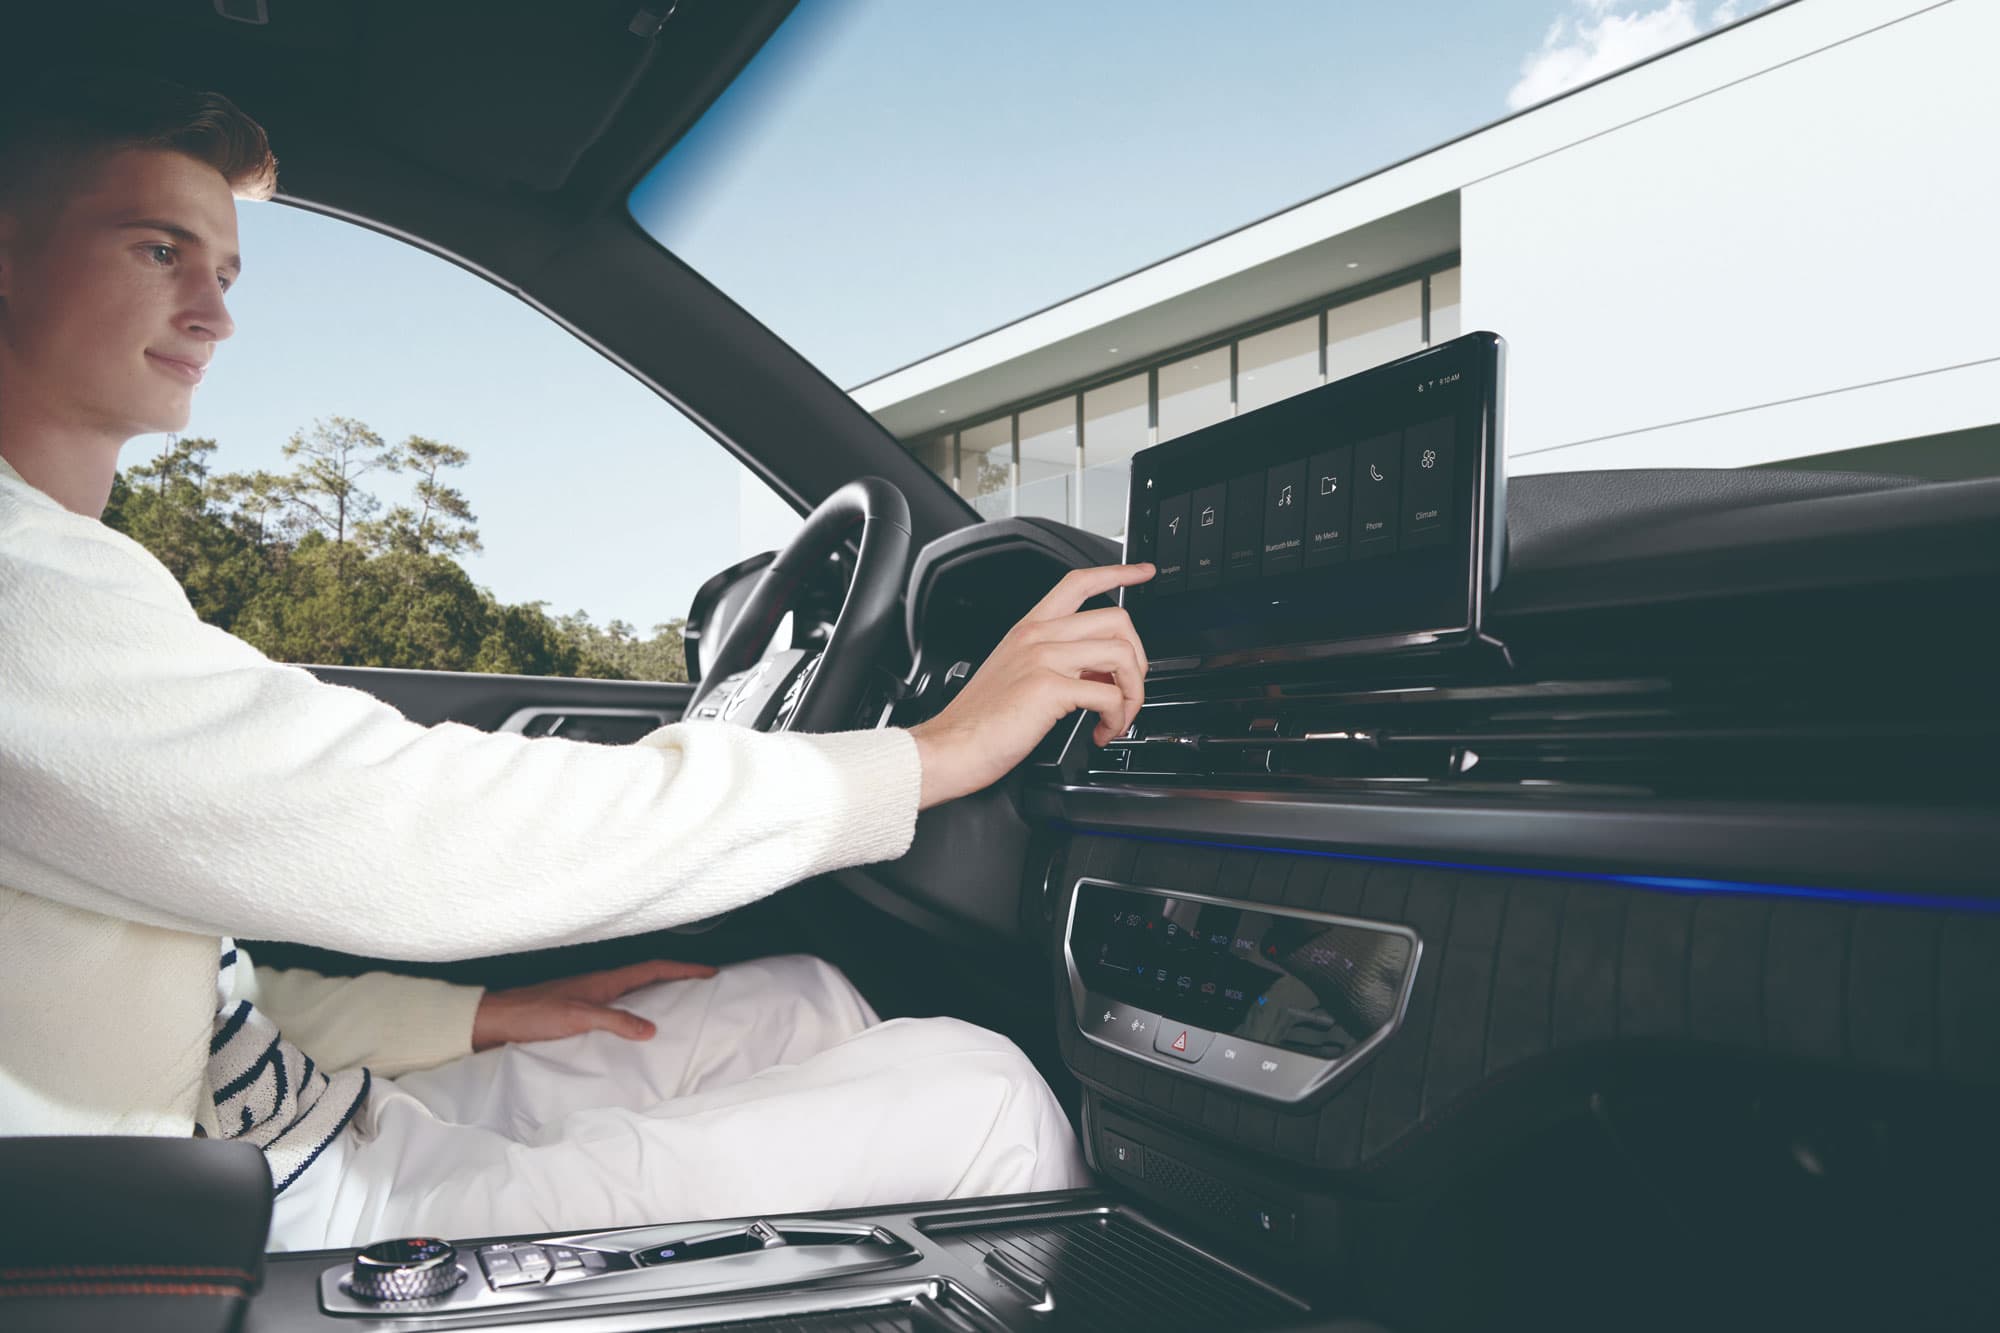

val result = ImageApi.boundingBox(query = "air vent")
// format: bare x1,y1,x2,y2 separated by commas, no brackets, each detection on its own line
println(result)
1088,659,1998,805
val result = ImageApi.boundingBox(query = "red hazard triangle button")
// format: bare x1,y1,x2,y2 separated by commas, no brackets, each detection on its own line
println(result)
1153,1023,1211,1061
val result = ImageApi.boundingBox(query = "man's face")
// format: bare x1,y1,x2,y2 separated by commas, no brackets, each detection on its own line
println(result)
0,147,240,441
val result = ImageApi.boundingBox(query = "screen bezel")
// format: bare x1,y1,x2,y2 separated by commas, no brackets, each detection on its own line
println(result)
1120,332,1505,676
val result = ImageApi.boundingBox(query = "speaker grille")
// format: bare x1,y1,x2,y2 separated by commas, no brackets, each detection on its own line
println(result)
1146,1150,1259,1221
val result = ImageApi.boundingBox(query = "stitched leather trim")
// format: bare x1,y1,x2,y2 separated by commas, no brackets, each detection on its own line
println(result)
1,1265,254,1282
0,1280,244,1298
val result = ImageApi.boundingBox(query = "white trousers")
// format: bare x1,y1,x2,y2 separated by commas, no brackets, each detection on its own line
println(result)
268,954,1090,1250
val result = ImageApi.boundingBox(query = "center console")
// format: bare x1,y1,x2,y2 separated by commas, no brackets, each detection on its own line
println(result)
246,1194,1336,1333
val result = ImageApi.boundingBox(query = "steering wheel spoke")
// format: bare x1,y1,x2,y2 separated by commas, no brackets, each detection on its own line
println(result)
682,478,912,736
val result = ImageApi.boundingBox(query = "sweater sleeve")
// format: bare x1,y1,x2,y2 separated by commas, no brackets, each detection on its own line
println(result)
240,948,484,1077
0,502,924,962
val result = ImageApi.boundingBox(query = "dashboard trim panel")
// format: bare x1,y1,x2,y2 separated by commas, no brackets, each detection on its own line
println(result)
1042,784,2000,900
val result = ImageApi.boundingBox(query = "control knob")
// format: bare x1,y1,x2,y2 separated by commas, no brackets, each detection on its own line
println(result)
347,1237,465,1303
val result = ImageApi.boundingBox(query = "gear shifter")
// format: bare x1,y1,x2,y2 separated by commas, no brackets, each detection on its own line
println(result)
346,1237,465,1303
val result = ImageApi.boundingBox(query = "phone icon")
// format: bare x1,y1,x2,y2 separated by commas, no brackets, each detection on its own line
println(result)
1368,463,1384,483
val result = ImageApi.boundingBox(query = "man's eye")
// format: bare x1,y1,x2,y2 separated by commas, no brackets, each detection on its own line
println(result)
144,243,176,266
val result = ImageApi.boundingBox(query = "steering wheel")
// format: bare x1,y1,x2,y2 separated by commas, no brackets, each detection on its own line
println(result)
683,476,912,736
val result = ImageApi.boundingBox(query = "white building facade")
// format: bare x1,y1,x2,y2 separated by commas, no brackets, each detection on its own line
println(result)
847,0,1999,541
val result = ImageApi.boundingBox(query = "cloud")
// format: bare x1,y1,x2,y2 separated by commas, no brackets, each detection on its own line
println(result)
1506,1,1763,112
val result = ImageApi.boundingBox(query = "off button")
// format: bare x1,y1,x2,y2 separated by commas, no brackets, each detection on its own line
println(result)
1154,1022,1213,1062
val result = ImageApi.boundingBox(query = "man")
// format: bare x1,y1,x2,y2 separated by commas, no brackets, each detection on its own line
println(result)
0,71,1153,1249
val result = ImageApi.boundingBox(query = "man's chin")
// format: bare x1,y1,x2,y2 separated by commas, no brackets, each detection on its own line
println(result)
132,398,195,439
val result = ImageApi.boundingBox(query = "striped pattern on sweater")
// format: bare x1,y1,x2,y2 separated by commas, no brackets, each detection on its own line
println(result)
210,939,369,1194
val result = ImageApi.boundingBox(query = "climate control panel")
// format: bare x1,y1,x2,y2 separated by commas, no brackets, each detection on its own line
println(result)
1064,878,1420,1104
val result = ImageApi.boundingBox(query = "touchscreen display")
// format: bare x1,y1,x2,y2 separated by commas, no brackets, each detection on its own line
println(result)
1122,332,1502,670
1070,882,1414,1063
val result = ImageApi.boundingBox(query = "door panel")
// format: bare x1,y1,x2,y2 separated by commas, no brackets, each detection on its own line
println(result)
306,665,693,733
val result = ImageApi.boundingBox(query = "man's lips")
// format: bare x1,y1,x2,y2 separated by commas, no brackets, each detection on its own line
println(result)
146,352,207,385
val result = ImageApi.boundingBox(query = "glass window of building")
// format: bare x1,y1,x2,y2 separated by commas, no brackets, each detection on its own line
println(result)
1017,398,1077,523
1326,282,1423,382
1236,316,1320,412
960,416,1014,520
1158,348,1232,442
1428,267,1461,344
908,434,955,492
1081,373,1149,539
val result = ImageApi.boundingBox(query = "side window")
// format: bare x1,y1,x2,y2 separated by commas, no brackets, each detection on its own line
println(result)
102,202,800,682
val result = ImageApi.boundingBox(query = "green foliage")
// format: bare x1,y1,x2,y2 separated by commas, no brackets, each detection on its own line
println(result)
103,424,686,683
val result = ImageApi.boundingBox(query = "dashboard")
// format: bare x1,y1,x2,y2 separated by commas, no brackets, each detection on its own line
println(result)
871,363,2000,1310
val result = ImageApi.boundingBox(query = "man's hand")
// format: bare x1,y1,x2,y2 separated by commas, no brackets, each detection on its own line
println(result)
470,959,717,1051
909,562,1154,810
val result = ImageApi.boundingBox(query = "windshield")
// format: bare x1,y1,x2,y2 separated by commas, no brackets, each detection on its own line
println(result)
632,0,1999,538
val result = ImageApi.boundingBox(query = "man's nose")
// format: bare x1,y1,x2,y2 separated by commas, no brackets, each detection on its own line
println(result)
183,274,236,343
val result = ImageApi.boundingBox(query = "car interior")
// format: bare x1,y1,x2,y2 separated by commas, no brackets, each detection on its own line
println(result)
4,3,1998,1333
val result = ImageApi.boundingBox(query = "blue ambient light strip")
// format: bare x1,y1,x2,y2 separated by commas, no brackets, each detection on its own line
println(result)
1068,828,2000,917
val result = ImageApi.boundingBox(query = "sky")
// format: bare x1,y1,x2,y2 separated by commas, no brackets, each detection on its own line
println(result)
166,0,1772,629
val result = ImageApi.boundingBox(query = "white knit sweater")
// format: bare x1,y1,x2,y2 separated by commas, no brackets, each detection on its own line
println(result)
0,453,923,1141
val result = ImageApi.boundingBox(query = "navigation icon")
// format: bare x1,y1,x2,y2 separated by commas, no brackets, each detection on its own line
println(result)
1167,514,1181,535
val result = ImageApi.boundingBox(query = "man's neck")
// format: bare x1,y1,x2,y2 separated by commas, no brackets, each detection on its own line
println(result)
0,397,125,518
